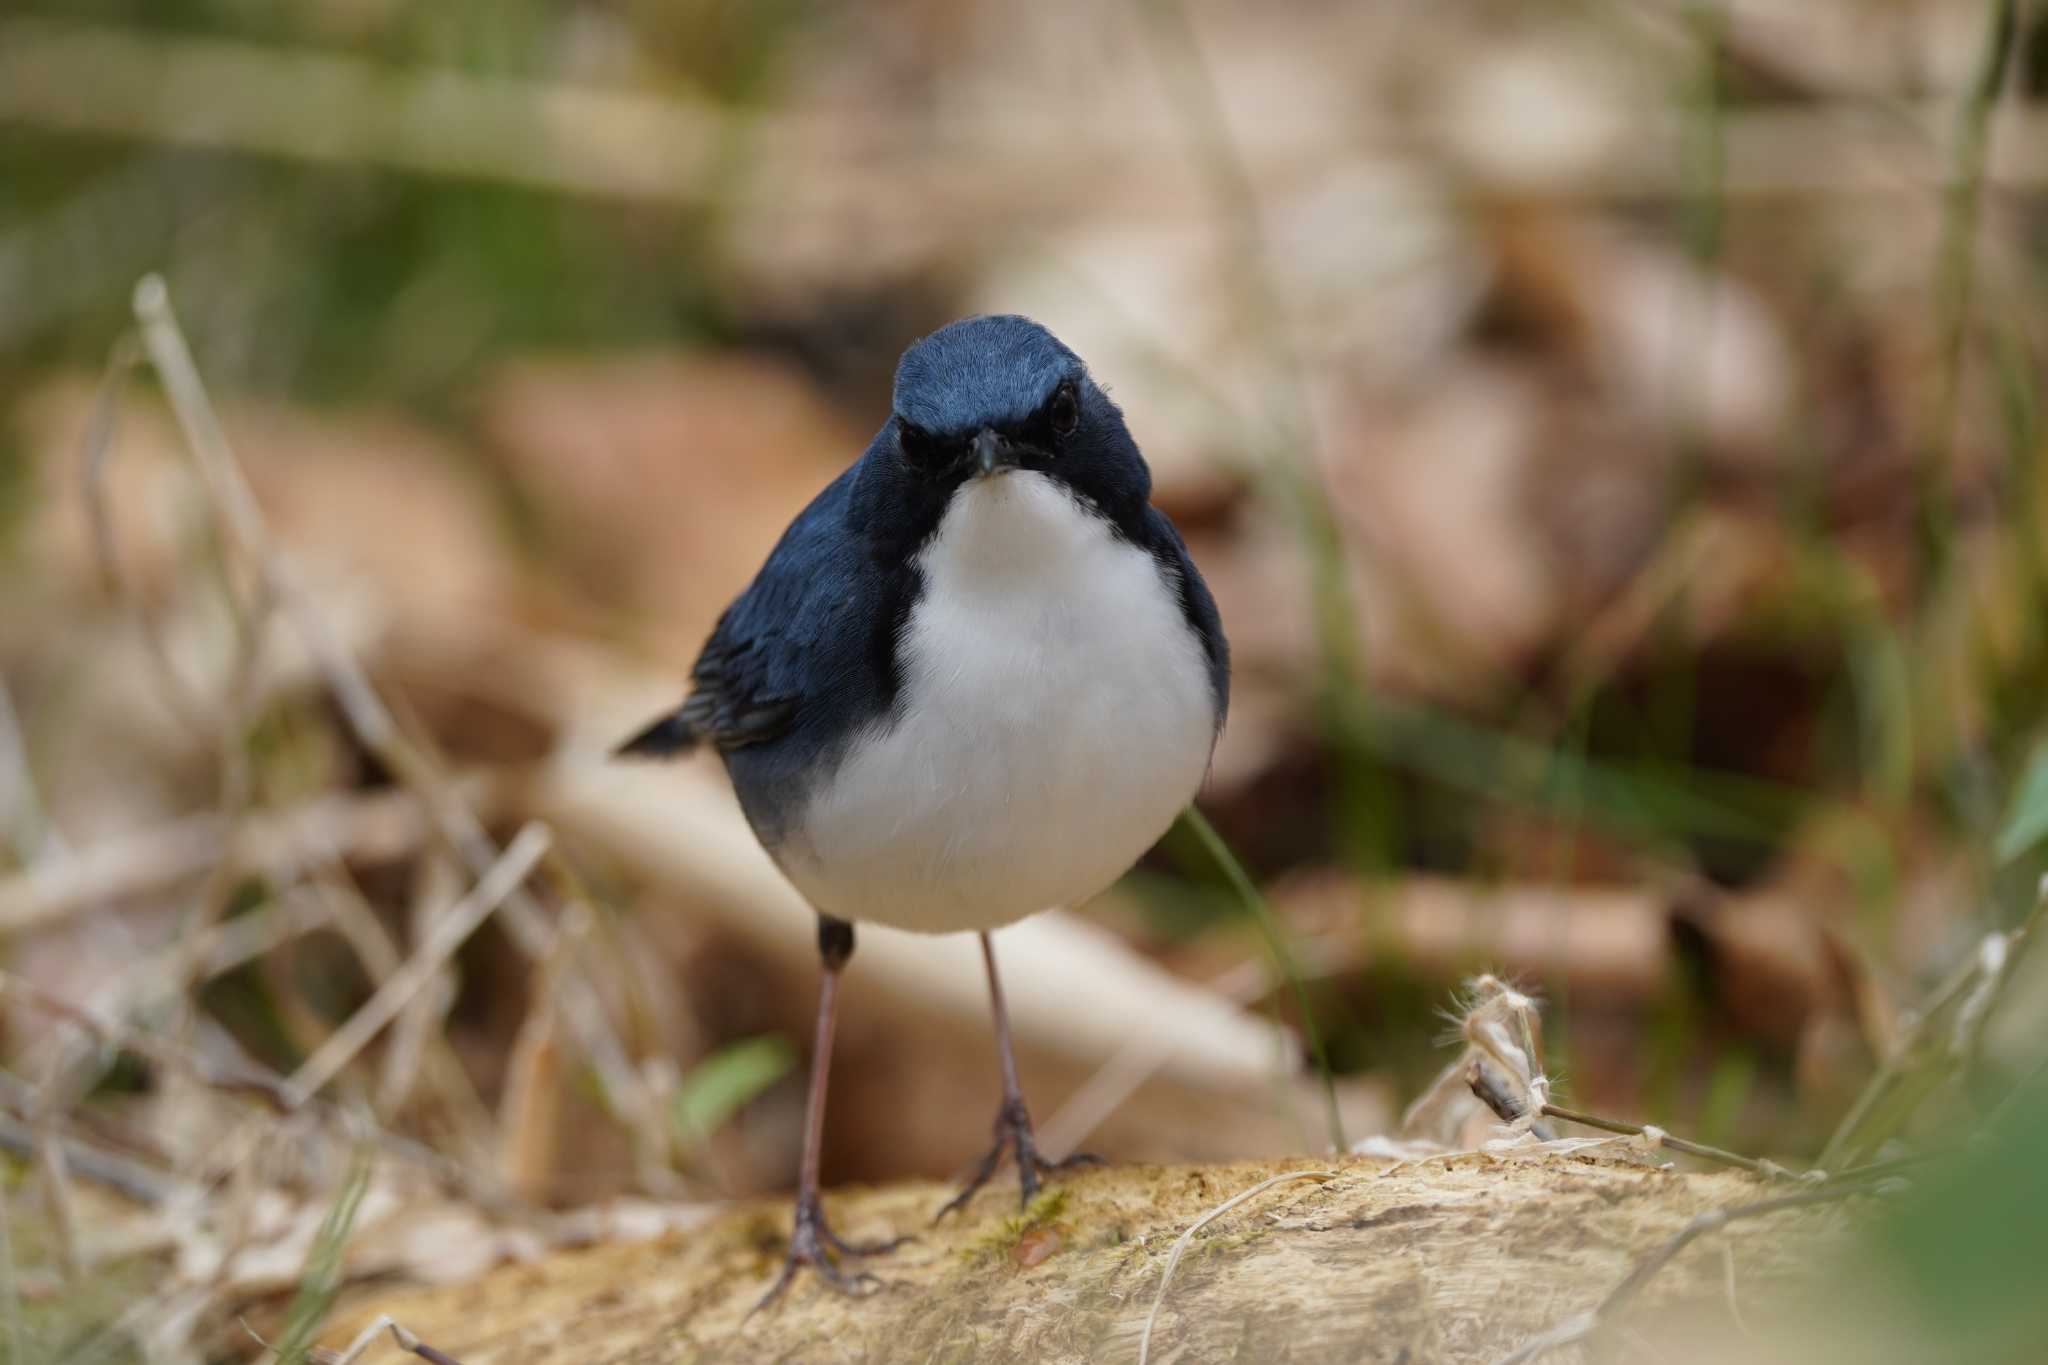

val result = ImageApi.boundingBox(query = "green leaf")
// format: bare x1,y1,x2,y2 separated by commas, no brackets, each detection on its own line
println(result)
1995,741,2048,863
669,1035,797,1150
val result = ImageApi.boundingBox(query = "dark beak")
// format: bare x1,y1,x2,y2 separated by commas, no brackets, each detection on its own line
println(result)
971,427,1018,478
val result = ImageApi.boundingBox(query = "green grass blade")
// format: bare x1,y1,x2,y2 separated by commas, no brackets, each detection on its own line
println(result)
1181,806,1346,1151
268,1145,374,1365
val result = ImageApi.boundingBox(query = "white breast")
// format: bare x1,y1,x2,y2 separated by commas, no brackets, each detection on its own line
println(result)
779,471,1217,933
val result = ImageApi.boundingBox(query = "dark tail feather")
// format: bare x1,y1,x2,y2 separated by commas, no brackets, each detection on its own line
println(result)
614,709,700,759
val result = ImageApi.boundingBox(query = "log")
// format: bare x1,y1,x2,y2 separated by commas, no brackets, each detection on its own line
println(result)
328,1153,1838,1364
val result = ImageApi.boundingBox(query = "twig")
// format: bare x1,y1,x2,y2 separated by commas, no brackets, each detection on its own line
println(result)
0,1110,174,1205
304,863,498,1155
313,1314,468,1365
1136,1168,1338,1365
30,1095,81,1280
375,854,460,1118
283,823,550,1106
1538,1104,1803,1182
1491,1178,1897,1365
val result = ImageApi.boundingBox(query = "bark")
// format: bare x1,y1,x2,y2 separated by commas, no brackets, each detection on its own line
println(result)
329,1152,1839,1364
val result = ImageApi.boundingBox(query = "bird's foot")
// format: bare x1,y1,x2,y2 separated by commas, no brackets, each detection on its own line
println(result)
748,1192,909,1316
932,1096,1105,1221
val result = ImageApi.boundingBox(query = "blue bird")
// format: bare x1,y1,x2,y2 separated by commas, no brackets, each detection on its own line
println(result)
619,314,1229,1306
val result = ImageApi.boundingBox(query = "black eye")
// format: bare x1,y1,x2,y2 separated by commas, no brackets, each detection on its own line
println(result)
898,418,946,470
1049,382,1080,438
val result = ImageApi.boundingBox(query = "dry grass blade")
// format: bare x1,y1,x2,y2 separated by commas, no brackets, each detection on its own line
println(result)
1135,1168,1338,1365
0,970,534,1218
126,273,667,1169
283,822,551,1106
1819,891,2044,1168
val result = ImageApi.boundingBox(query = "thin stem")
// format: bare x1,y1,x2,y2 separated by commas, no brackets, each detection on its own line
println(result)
1819,890,2043,1168
1182,807,1345,1150
1540,1104,1795,1181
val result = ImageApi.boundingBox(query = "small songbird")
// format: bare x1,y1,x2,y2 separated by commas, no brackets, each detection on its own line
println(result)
619,315,1228,1305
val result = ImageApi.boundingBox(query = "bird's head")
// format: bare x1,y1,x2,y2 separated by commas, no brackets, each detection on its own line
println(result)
877,315,1151,525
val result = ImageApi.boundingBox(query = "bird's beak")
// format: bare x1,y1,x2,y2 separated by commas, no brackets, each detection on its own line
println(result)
971,428,1018,478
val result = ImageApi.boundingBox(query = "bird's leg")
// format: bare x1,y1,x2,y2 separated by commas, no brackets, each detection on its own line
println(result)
751,916,907,1315
933,932,1105,1221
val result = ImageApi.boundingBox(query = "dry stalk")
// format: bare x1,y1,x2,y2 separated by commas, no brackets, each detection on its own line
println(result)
312,1313,468,1365
283,823,551,1107
1488,883,2048,1363
126,275,665,1169
1819,889,2044,1168
376,854,462,1118
75,327,216,746
0,971,536,1220
1536,1104,1805,1183
496,964,563,1203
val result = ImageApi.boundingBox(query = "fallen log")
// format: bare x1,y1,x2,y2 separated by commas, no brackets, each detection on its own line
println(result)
328,1152,1843,1365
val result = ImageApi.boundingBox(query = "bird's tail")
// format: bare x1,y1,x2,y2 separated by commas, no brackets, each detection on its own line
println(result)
613,708,701,759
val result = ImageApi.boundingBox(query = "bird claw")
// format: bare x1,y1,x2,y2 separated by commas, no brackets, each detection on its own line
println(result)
747,1193,905,1317
932,1096,1105,1221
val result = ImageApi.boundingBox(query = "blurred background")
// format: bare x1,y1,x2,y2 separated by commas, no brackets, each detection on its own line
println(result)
4,0,2048,1354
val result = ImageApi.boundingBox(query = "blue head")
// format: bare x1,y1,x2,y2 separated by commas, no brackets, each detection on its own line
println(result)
853,315,1153,554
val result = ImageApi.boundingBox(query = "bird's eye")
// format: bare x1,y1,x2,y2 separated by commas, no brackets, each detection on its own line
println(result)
898,419,946,470
1049,382,1080,438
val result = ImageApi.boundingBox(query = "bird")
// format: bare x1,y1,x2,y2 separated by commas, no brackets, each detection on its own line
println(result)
617,314,1229,1306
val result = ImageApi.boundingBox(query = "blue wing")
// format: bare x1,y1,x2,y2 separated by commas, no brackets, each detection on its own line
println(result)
617,464,904,760
1140,506,1230,728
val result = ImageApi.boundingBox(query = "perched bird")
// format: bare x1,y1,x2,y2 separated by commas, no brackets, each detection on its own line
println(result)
619,314,1228,1305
